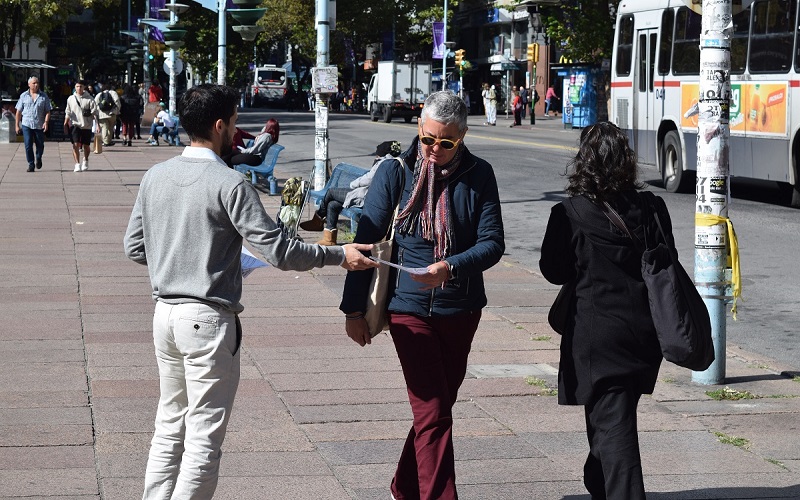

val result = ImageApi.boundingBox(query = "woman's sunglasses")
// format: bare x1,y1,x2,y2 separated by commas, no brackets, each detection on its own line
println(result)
418,129,463,150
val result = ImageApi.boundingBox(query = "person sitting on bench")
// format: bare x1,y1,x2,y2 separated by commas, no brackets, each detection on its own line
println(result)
223,118,280,168
146,102,175,146
300,140,402,246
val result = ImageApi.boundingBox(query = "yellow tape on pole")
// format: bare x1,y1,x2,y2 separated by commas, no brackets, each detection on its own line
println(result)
695,213,741,319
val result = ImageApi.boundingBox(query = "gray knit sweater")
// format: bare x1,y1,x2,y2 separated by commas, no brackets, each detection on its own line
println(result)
124,151,344,312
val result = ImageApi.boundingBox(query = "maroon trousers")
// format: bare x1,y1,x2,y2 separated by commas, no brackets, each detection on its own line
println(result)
388,310,481,500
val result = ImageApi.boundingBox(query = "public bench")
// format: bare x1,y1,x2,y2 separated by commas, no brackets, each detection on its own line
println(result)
234,144,285,186
307,162,369,233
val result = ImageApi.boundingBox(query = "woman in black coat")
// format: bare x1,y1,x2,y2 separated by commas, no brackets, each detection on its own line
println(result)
539,122,666,500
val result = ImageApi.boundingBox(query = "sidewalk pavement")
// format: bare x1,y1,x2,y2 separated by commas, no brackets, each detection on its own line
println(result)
1,134,799,500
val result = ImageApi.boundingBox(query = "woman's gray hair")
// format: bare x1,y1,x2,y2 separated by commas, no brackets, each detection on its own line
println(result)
420,91,468,133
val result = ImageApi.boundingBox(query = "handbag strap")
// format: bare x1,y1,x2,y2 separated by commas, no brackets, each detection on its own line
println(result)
386,160,407,241
602,201,634,239
639,191,672,249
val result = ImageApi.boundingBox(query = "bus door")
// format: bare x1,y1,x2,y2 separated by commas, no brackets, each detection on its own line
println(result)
633,29,659,164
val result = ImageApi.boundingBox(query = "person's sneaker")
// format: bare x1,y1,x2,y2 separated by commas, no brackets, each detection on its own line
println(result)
35,158,42,169
27,165,35,172
80,160,89,171
74,163,81,172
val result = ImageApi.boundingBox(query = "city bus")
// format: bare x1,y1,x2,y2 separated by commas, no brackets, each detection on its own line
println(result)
250,65,289,107
610,0,800,207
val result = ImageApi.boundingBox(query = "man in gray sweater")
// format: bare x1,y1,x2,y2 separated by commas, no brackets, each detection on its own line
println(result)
124,84,377,499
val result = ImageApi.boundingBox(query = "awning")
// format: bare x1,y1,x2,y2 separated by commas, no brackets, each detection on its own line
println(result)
490,62,522,71
1,60,56,69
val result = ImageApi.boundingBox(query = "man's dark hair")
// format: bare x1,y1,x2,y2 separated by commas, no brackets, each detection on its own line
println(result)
178,84,239,142
566,121,644,203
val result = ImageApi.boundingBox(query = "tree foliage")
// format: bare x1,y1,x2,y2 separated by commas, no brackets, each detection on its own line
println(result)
0,0,103,58
541,0,620,65
252,0,462,69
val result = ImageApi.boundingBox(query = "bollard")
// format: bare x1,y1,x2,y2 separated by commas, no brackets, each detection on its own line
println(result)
0,114,15,143
268,175,278,196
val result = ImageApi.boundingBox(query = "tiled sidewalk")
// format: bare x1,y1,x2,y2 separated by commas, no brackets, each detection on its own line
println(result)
0,138,799,499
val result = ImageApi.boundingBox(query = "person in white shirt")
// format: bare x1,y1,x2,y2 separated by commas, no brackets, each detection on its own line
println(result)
63,80,98,172
146,102,176,146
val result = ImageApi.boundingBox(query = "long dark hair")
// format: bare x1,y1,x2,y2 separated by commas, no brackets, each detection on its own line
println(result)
566,121,644,203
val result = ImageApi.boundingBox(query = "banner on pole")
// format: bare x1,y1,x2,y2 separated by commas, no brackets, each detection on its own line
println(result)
432,22,445,60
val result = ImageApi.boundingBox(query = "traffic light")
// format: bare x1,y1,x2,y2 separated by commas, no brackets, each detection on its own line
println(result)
527,43,539,63
455,49,465,67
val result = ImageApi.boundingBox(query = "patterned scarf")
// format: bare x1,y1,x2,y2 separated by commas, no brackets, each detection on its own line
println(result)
395,140,465,261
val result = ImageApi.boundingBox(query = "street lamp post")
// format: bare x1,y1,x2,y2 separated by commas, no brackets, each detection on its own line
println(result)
161,1,189,117
529,10,542,125
442,0,448,91
217,0,227,84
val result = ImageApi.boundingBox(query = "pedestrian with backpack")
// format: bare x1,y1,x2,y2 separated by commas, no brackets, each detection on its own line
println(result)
95,82,120,146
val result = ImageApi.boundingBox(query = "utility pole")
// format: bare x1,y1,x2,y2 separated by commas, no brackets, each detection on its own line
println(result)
442,0,448,91
144,0,150,91
167,0,178,117
217,0,227,85
692,0,741,384
312,0,332,191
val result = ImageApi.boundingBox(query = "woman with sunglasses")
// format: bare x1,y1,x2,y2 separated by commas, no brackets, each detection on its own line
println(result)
341,91,505,500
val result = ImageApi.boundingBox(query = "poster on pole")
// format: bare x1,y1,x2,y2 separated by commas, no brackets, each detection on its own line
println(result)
312,67,339,94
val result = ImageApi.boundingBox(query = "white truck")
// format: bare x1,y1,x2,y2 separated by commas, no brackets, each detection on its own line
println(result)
367,61,432,123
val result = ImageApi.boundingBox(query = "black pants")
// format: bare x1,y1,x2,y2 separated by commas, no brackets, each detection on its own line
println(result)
583,385,645,500
224,152,262,168
317,187,349,230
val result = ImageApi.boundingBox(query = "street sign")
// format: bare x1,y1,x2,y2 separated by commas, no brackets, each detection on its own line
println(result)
163,57,184,74
312,67,338,94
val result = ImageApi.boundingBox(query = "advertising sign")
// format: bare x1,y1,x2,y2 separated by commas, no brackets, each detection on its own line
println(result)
681,82,788,136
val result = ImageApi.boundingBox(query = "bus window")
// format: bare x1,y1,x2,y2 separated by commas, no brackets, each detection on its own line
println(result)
673,7,701,75
658,8,674,75
750,0,796,73
638,33,648,92
731,8,751,74
257,69,286,85
616,15,635,77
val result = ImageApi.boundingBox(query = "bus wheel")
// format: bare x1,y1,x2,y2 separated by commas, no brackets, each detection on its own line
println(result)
383,105,392,123
662,131,690,193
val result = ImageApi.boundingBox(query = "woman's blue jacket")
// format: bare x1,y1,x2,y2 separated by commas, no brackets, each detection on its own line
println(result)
340,137,505,317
